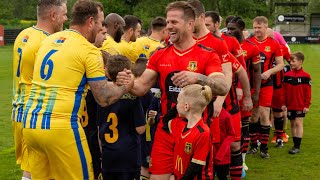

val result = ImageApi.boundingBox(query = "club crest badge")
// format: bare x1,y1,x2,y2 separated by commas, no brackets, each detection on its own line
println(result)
184,142,192,154
265,46,271,52
187,61,198,71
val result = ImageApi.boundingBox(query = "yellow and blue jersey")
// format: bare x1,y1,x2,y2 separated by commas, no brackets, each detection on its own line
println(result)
100,34,121,55
23,29,106,129
12,26,50,122
117,39,139,63
132,36,164,59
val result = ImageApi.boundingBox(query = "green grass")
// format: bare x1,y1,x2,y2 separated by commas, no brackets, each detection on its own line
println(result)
0,45,21,179
0,44,320,179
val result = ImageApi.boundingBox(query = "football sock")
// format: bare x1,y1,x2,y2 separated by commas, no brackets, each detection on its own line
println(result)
294,137,302,149
230,150,242,180
274,117,284,139
249,122,259,148
260,125,271,151
215,164,230,180
241,118,249,154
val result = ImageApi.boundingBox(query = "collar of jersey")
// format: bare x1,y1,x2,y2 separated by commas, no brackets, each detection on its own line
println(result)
32,26,50,36
65,29,82,35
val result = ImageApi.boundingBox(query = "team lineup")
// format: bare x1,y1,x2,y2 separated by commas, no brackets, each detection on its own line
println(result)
11,0,312,180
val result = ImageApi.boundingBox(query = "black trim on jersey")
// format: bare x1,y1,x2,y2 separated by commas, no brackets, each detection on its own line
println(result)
162,105,178,133
181,162,203,180
197,44,213,52
283,76,311,85
211,33,224,40
245,39,257,46
183,126,190,133
283,64,291,73
197,125,205,133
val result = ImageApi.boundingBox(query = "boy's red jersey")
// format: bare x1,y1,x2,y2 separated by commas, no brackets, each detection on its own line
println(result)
283,68,311,110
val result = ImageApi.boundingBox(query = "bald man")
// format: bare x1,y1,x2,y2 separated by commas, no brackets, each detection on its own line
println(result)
101,13,125,54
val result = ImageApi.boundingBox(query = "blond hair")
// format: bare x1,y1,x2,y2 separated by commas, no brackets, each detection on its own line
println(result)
181,84,212,111
253,16,268,25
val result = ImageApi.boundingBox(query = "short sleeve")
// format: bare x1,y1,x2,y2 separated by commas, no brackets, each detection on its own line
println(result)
231,55,241,73
274,41,283,57
217,39,231,64
191,131,211,166
85,47,106,81
146,49,162,73
252,45,261,64
206,51,223,76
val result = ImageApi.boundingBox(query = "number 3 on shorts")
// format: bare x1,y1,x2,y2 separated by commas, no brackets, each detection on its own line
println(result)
40,49,58,80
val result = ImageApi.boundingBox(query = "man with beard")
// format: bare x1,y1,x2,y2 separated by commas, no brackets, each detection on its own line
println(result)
117,1,228,179
101,13,125,54
117,15,142,63
12,0,68,179
22,1,132,179
227,16,261,171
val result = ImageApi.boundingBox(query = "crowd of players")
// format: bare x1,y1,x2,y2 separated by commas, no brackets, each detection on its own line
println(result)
11,0,312,179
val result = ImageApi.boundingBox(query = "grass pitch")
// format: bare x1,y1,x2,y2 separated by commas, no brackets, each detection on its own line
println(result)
0,44,319,179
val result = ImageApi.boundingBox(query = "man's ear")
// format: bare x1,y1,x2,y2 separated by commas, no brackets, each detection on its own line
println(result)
87,17,95,29
187,19,195,32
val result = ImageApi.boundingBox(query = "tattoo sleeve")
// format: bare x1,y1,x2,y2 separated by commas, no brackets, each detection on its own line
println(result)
197,74,228,96
89,80,127,107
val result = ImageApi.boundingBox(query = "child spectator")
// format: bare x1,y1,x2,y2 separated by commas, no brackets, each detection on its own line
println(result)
282,51,311,154
98,55,146,179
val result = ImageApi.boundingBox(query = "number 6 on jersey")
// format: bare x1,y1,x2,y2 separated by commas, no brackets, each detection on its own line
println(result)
40,49,58,80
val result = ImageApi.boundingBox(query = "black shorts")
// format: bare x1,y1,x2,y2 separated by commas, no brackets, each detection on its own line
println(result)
272,108,283,113
287,110,305,120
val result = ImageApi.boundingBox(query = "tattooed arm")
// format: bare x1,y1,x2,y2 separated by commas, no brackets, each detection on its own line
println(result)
197,73,228,96
89,80,128,107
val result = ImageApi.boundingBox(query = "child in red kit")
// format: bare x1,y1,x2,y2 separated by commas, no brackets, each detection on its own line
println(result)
163,84,213,179
282,51,311,154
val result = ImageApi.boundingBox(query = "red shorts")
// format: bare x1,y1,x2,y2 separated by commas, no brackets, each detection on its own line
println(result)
271,88,284,110
209,117,220,143
231,112,241,141
149,125,175,174
259,86,273,107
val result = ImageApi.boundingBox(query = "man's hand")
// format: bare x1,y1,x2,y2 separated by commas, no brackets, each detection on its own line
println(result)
242,96,253,111
251,92,259,107
116,69,133,92
303,107,309,114
261,70,272,80
213,100,223,118
281,105,287,112
171,71,199,88
236,88,243,101
147,110,158,126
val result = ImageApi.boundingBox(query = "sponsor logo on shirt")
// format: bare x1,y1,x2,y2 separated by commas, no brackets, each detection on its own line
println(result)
242,50,247,57
22,35,29,43
55,37,66,44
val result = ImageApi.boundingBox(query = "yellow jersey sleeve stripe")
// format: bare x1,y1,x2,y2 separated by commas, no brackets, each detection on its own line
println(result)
87,76,106,81
71,75,87,129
